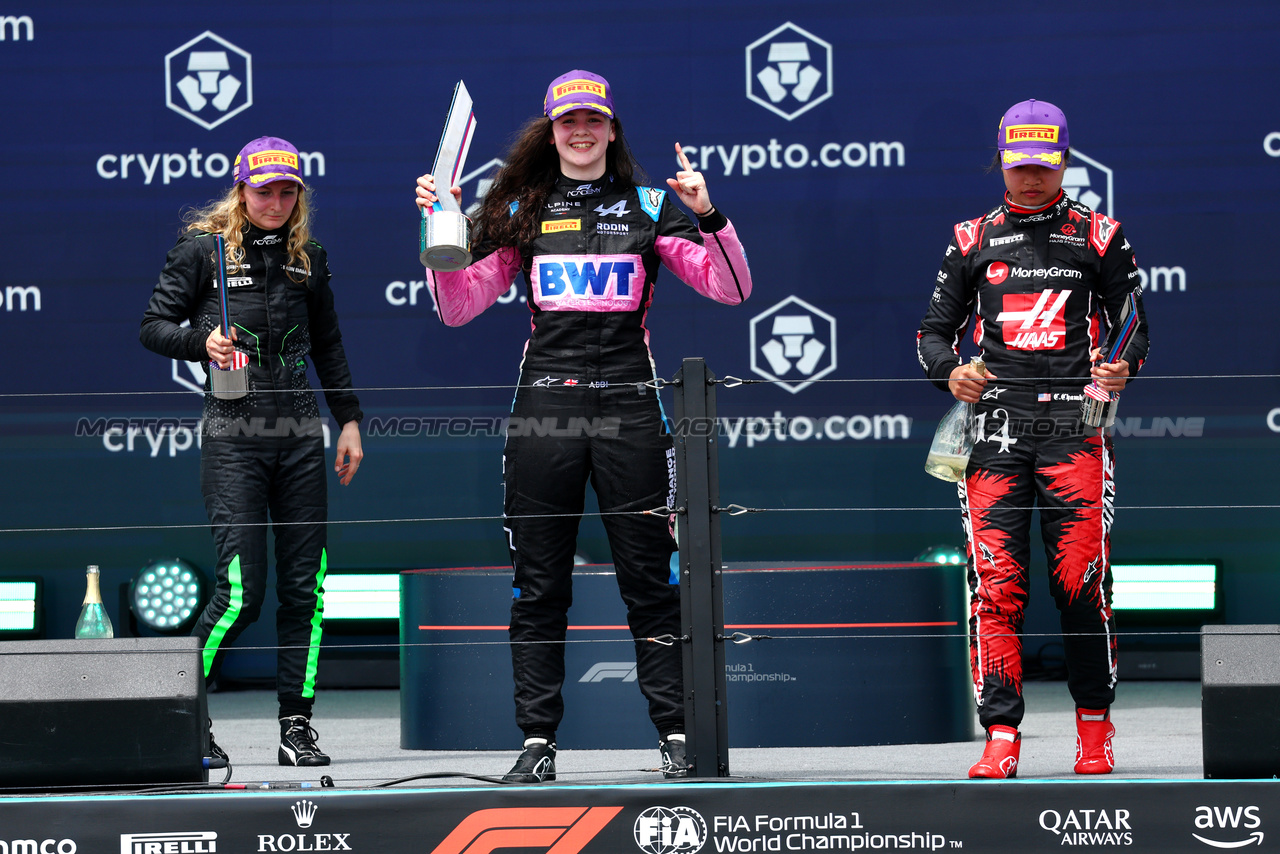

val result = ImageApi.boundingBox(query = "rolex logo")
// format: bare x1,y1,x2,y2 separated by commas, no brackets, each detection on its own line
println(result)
291,800,318,828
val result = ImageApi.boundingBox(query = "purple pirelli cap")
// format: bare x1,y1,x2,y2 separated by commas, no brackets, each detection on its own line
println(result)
997,99,1070,170
233,136,305,186
543,70,614,120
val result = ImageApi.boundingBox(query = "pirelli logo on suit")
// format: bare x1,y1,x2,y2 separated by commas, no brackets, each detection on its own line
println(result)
542,219,581,234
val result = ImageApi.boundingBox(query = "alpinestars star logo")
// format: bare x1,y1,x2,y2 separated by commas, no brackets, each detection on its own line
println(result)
165,31,253,130
745,22,833,121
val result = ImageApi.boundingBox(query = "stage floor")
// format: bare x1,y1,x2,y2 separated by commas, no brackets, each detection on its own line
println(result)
205,679,1203,787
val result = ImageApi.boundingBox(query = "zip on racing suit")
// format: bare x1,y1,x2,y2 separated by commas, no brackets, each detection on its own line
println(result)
429,172,752,741
140,224,362,718
916,189,1149,730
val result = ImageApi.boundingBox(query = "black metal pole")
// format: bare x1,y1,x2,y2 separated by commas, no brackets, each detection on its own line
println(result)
672,357,730,777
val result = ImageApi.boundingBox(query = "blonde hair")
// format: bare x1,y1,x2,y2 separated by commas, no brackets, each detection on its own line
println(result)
183,182,313,282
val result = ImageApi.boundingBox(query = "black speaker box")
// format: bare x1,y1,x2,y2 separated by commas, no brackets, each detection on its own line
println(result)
0,636,207,788
1202,625,1280,779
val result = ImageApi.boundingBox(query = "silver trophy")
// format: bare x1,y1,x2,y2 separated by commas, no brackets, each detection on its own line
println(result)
209,234,247,400
1080,288,1140,429
419,80,476,272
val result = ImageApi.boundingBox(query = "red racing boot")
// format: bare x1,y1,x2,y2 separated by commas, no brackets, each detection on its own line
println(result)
1074,707,1115,774
968,725,1020,778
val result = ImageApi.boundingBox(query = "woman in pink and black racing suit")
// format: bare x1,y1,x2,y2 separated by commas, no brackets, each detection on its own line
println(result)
415,69,751,783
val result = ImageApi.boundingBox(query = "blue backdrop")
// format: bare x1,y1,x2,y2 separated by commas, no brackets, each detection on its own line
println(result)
3,1,1279,644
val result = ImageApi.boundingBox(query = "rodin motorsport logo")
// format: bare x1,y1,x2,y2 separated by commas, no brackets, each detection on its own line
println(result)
746,22,832,121
749,296,836,393
165,31,252,129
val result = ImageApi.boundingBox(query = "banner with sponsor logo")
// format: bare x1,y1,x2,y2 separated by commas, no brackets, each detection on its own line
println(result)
1,779,1279,853
2,1,1280,637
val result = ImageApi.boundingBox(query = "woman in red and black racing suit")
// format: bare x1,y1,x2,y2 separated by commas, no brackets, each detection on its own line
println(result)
916,100,1149,779
415,70,751,783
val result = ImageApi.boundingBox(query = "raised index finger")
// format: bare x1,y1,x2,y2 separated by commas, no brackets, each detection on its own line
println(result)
674,142,693,173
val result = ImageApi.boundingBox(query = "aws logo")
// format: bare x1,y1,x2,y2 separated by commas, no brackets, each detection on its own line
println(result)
1193,805,1263,849
429,807,622,854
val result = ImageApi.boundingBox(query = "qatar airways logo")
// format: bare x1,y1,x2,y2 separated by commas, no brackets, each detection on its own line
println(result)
532,254,643,312
997,289,1071,351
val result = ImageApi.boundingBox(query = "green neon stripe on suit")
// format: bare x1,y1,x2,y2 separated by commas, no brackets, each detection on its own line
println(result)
301,548,327,699
203,553,244,677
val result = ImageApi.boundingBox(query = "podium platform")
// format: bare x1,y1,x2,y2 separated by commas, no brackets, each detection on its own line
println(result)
399,561,971,750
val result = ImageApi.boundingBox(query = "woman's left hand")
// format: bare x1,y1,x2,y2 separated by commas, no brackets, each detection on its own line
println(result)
335,420,363,485
665,143,713,216
1090,348,1130,393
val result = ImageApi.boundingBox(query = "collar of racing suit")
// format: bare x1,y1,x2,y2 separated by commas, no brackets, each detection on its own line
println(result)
554,172,612,199
1002,189,1067,224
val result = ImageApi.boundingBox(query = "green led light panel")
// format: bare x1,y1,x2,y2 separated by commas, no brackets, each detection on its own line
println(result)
1111,564,1216,611
325,574,400,620
0,581,38,631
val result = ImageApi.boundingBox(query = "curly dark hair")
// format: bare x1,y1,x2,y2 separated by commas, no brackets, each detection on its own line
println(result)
472,114,646,255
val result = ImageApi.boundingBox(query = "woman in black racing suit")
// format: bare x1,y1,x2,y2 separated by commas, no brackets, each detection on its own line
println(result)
916,100,1149,779
415,69,752,782
141,136,363,769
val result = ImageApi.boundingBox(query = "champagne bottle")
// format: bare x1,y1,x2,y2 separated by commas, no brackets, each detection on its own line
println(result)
74,565,114,639
924,357,987,483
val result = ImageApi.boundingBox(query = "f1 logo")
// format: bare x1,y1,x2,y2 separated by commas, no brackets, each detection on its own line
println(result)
430,807,622,854
996,289,1071,350
579,662,638,682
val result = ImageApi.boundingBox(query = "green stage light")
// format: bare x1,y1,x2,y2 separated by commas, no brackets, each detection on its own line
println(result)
916,545,966,566
130,559,205,633
0,578,41,636
1111,563,1218,612
324,573,400,621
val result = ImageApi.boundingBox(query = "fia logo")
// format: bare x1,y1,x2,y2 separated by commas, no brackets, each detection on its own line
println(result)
165,31,252,130
749,295,836,393
1061,150,1113,217
634,807,708,854
745,22,833,121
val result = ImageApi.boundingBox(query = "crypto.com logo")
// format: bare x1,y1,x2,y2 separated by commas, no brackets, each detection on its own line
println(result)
749,295,836,394
746,23,833,121
429,807,622,854
1061,149,1113,217
165,31,252,130
459,157,503,217
172,319,207,393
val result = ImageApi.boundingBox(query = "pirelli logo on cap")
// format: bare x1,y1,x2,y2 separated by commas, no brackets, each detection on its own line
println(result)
249,150,299,169
542,219,581,234
1005,124,1061,144
553,79,606,100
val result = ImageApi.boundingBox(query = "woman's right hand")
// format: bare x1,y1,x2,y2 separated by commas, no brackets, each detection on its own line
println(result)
947,362,996,403
206,325,237,369
416,174,463,211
